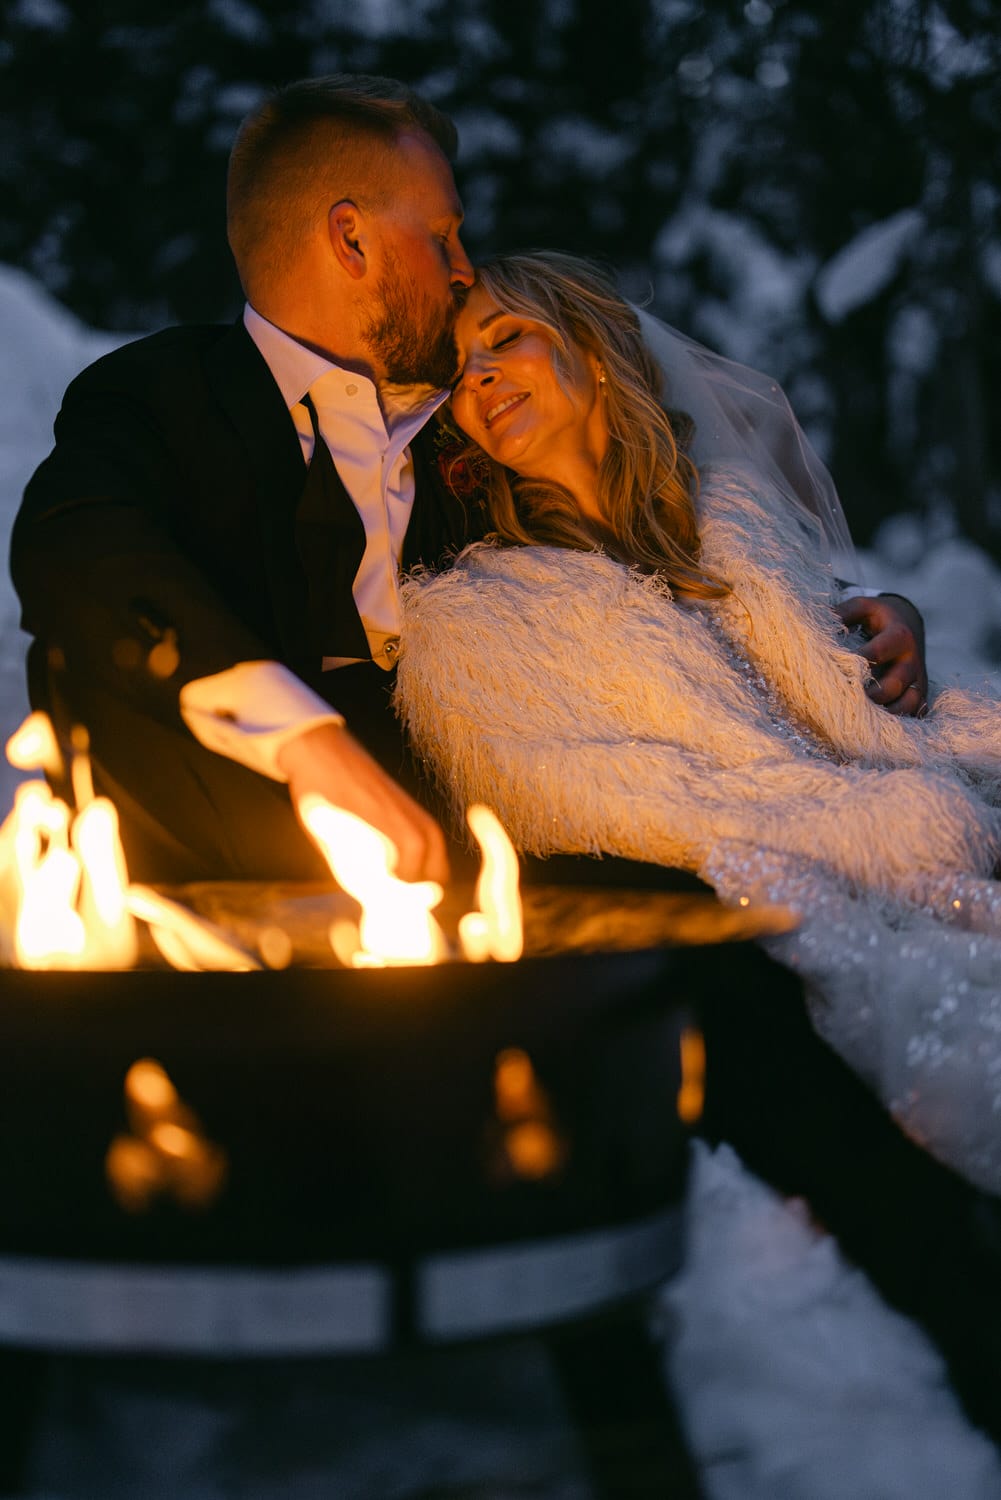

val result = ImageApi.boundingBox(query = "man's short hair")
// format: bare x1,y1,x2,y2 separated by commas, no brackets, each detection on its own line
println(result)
227,74,459,298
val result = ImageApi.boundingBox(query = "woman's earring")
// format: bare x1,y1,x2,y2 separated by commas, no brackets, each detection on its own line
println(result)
597,368,607,386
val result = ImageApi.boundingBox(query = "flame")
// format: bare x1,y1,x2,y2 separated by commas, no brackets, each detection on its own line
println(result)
458,805,523,963
16,847,86,968
677,1025,706,1124
0,712,254,972
504,1120,563,1180
0,718,138,969
126,886,260,972
490,1047,567,1181
1,781,83,966
5,711,63,779
73,797,139,968
1,778,139,970
299,795,448,966
494,1047,547,1123
107,1058,227,1212
125,1058,181,1130
1,713,525,973
105,1135,161,1213
69,725,95,810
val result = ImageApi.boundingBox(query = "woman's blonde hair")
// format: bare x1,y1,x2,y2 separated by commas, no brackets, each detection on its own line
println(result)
447,250,728,599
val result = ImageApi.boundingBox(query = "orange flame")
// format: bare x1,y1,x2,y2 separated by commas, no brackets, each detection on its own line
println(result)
490,1047,567,1181
0,712,256,971
299,795,448,966
5,711,63,780
677,1026,706,1124
2,713,525,974
458,805,523,963
107,1058,227,1212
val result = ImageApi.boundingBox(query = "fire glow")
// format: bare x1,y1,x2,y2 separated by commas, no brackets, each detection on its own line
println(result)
106,1058,227,1212
0,712,524,972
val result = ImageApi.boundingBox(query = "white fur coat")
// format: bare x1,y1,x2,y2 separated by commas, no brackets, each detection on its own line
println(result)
395,468,1001,1192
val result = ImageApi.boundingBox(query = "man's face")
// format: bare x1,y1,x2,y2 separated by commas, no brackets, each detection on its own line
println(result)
361,132,474,387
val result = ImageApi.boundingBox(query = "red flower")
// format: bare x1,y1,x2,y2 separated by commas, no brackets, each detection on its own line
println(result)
434,424,488,501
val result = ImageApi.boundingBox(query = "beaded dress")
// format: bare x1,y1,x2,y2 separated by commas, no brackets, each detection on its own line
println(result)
395,466,1001,1194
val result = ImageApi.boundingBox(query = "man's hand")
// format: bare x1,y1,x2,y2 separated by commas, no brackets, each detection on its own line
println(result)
835,593,928,717
277,721,450,884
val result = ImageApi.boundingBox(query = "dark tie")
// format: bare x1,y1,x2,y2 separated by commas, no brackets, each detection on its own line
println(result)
294,392,372,661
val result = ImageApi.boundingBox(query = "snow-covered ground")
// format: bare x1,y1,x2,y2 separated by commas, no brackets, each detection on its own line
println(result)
3,265,1001,1498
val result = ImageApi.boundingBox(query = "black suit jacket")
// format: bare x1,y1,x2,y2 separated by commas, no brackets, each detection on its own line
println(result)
11,321,480,736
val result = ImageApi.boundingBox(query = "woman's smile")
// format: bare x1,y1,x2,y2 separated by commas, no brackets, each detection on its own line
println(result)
451,284,608,492
483,391,530,428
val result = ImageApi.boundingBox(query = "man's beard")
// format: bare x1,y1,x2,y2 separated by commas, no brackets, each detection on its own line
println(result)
363,254,461,388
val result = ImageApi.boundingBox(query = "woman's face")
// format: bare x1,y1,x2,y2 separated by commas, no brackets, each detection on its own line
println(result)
450,284,608,487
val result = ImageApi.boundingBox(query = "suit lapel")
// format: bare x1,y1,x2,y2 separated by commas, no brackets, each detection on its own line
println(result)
203,334,485,672
204,323,315,670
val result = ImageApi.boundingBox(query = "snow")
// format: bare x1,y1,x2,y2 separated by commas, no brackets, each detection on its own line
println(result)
546,117,635,177
2,264,1001,1496
451,107,523,160
814,208,924,324
0,266,133,809
655,204,815,371
925,4,995,86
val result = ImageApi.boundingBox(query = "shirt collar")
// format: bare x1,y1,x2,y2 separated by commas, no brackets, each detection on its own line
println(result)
243,303,449,434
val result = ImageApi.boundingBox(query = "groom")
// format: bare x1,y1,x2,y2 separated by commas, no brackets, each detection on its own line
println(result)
11,74,477,885
11,71,927,889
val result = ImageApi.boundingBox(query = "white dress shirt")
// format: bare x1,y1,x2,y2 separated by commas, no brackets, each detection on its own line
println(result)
179,306,449,781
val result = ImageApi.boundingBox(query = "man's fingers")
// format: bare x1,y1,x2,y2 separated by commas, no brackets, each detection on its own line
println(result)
327,779,451,886
864,659,916,704
380,799,450,885
834,596,872,630
857,622,911,666
837,594,928,718
864,681,930,720
861,634,928,709
879,682,928,718
279,721,451,885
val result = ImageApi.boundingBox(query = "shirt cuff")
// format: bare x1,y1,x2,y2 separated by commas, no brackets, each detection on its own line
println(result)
834,583,880,603
179,662,343,782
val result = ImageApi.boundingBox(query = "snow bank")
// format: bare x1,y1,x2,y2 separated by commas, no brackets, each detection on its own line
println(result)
814,209,924,324
0,265,134,804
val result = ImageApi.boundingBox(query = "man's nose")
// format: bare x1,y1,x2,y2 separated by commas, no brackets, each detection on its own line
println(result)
450,239,475,289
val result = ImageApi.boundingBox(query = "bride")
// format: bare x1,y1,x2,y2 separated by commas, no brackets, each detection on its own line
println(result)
393,251,1001,1196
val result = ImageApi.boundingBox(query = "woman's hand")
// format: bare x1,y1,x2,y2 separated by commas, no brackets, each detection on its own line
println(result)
836,594,928,717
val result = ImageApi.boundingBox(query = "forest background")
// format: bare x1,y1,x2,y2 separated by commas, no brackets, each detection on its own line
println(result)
2,0,999,559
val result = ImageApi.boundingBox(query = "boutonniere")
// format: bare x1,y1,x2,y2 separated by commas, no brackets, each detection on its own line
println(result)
433,418,489,503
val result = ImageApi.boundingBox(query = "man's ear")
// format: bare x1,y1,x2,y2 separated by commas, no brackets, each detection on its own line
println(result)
328,200,368,279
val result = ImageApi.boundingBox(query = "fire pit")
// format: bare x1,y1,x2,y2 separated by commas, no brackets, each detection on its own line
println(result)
0,717,800,1499
0,882,795,1289
0,877,797,1499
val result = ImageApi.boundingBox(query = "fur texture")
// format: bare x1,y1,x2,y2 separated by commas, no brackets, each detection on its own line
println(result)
396,467,1001,904
394,466,1001,1192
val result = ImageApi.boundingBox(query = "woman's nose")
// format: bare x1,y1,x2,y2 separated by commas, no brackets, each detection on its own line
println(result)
462,356,497,389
